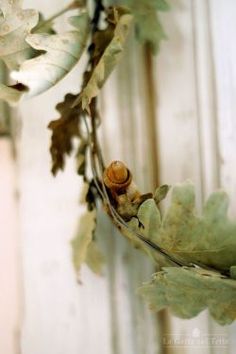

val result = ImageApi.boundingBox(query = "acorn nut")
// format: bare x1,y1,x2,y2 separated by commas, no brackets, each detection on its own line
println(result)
103,160,132,191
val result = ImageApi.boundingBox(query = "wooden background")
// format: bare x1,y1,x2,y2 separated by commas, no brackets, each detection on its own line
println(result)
1,0,236,353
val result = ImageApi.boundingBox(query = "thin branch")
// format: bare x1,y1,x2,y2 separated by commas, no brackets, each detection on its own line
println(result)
87,0,105,170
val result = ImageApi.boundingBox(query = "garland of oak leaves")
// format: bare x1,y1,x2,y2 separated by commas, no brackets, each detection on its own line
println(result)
0,0,236,325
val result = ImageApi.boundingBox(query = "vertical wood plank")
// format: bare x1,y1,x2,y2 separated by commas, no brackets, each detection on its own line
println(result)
100,37,161,354
0,54,21,353
209,1,236,352
19,78,114,354
20,2,112,354
19,1,236,354
0,139,21,354
153,0,216,353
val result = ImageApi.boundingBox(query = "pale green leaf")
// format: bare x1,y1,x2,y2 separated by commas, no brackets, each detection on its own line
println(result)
134,5,167,53
33,12,56,34
125,195,184,266
132,198,161,242
124,199,173,266
154,184,170,204
154,0,170,11
73,10,133,111
158,183,236,271
139,267,236,325
0,0,39,70
128,182,236,271
111,0,168,53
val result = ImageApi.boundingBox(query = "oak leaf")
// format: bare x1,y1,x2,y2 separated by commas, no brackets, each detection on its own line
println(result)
139,267,236,325
48,93,82,175
0,9,89,104
72,8,133,111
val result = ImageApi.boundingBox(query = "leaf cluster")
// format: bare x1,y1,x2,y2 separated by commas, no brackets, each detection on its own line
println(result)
130,182,236,325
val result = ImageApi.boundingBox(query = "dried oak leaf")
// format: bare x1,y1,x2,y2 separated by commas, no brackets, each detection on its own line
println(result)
76,138,88,177
72,7,133,111
71,210,105,275
0,0,39,70
48,93,82,175
0,9,89,104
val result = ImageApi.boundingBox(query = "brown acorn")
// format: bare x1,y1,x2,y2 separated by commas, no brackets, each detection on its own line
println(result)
103,160,153,219
103,161,132,192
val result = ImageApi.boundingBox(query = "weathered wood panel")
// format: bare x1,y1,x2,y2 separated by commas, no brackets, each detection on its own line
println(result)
19,2,111,354
154,1,210,353
209,1,236,352
0,139,21,354
8,0,236,354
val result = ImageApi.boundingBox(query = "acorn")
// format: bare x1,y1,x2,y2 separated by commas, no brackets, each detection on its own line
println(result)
103,160,152,219
103,160,132,192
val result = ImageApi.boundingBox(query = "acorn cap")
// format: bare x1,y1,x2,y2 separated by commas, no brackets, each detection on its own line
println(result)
103,160,132,191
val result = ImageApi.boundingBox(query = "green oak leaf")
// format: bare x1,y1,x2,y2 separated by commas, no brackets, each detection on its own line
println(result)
139,267,236,325
132,0,168,53
158,182,236,271
130,198,161,242
109,0,169,53
153,184,170,205
127,182,236,271
73,8,133,111
125,194,181,267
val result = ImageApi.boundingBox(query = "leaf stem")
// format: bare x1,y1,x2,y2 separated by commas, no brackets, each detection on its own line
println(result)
33,0,86,33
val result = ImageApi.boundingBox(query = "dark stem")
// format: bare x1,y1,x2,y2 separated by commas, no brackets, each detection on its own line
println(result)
87,0,105,171
92,0,104,33
89,98,105,171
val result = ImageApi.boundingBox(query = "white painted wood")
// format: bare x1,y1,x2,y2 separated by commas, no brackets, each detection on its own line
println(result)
191,0,220,195
209,1,236,353
19,73,114,354
19,2,111,354
153,1,236,353
0,139,21,354
100,39,161,354
11,1,236,354
153,0,234,353
154,1,211,352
